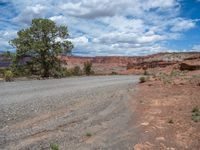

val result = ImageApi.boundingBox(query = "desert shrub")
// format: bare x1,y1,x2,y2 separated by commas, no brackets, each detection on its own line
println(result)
73,66,82,76
50,143,60,150
0,68,5,77
50,67,65,78
139,76,146,83
86,132,92,137
168,119,174,124
170,69,185,77
111,71,118,75
65,70,72,77
4,70,14,81
192,74,200,79
10,63,29,77
144,70,149,75
192,106,199,113
84,61,92,75
191,106,200,122
156,72,173,85
163,78,172,85
52,71,64,78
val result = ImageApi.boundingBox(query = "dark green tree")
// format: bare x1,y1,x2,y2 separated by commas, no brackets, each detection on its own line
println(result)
10,18,73,77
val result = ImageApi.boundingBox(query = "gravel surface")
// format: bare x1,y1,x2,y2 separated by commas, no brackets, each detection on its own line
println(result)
0,75,140,150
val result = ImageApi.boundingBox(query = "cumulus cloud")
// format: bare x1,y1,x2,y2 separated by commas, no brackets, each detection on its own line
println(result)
13,4,47,24
58,0,179,19
170,18,196,32
192,44,200,51
0,30,17,50
70,36,89,46
0,0,198,55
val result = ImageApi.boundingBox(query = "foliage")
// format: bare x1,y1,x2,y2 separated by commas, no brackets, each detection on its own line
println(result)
4,70,14,82
73,66,82,76
10,56,30,77
156,72,173,85
50,143,60,150
83,61,93,75
111,71,118,75
170,69,186,77
191,106,200,122
0,68,5,77
10,18,73,78
63,68,73,77
50,67,83,78
86,132,92,137
139,76,146,83
144,70,149,75
168,119,174,124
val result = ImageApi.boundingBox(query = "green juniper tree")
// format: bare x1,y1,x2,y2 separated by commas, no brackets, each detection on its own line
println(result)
10,18,73,77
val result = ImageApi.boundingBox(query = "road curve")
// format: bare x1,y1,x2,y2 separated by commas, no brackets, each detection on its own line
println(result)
0,75,140,150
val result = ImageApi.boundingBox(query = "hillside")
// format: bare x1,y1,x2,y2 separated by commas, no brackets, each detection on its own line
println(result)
61,52,200,75
1,52,200,75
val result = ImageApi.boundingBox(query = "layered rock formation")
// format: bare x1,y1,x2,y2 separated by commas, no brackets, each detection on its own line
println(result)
61,52,200,75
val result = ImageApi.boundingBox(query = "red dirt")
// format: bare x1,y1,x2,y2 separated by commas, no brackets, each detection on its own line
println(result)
132,70,200,150
61,52,200,149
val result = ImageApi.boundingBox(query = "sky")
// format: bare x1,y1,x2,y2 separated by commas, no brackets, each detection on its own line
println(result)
0,0,200,56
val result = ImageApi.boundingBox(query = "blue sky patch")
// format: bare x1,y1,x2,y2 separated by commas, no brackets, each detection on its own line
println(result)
0,0,200,56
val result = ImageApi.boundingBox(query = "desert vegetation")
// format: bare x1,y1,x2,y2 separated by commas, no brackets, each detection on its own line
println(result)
0,19,97,81
83,61,93,75
139,76,147,83
1,0,200,149
10,18,73,78
50,143,60,150
192,106,200,122
3,70,14,82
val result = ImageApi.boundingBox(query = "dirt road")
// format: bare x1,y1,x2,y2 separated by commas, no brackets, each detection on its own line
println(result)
0,76,139,150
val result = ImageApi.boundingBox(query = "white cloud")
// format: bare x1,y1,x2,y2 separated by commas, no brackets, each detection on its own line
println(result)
192,44,200,51
0,30,17,50
0,0,198,55
13,4,48,24
70,36,89,46
58,0,179,19
171,18,196,32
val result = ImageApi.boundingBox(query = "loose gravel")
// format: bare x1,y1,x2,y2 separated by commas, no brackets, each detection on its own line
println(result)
0,75,139,150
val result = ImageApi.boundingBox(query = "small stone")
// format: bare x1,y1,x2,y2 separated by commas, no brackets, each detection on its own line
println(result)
141,122,149,126
156,137,165,141
167,148,176,150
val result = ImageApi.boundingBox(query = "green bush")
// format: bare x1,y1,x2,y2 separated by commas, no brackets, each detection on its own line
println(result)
144,70,149,75
139,76,146,83
52,68,74,78
10,63,28,77
191,107,200,122
86,132,92,137
0,68,5,78
65,69,74,77
168,119,174,124
50,143,60,150
4,70,14,82
84,61,92,75
111,71,118,75
73,66,82,76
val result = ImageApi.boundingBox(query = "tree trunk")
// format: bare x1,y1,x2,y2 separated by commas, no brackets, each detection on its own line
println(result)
41,52,49,78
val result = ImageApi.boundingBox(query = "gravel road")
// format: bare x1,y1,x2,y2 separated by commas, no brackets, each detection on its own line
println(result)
0,75,140,150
